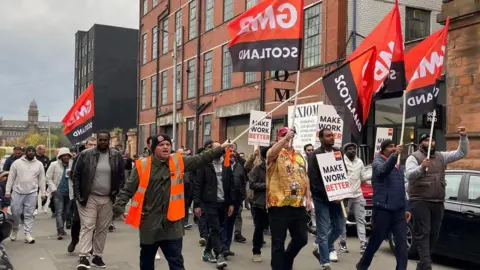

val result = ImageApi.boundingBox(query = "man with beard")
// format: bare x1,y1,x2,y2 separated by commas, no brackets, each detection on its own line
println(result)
356,140,409,270
73,131,125,269
2,147,23,172
5,146,46,244
406,127,468,270
36,145,50,214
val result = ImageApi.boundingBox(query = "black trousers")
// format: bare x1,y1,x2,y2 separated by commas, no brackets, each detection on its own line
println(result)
410,201,444,270
204,203,227,256
357,207,407,270
252,207,269,255
140,239,184,270
269,206,308,270
70,200,81,244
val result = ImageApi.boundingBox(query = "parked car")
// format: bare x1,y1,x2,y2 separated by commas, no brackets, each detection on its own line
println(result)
389,170,480,265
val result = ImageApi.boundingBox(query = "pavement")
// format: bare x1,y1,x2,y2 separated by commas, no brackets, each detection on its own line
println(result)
4,210,469,270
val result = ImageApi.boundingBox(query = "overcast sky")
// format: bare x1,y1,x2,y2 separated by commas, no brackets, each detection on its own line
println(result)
0,0,138,122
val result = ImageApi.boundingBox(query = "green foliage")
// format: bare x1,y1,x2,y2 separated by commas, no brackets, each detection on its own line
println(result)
0,148,5,158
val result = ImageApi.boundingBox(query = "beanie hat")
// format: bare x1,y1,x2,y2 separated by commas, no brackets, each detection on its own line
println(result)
150,134,172,153
419,133,434,143
203,140,214,149
380,139,395,152
25,146,36,153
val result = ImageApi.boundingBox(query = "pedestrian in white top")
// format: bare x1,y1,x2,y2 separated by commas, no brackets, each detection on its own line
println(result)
338,143,369,254
5,146,46,243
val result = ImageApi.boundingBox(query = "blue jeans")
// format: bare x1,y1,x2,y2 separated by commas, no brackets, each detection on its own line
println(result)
222,204,240,252
313,198,345,265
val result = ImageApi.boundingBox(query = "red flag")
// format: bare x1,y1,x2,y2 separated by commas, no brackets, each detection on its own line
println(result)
227,0,304,72
323,46,377,141
224,148,231,167
347,0,404,96
62,83,95,143
404,18,449,118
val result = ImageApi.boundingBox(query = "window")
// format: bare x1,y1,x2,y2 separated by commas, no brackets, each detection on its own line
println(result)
203,51,213,94
270,70,286,78
141,79,147,110
151,75,157,108
203,115,212,144
244,72,256,84
153,0,158,8
142,33,147,64
223,0,234,22
303,4,322,68
150,123,156,136
467,175,480,204
175,11,182,45
205,0,214,31
246,0,258,9
162,19,169,54
445,174,463,201
188,1,197,40
187,59,195,98
161,71,168,105
176,64,181,101
406,8,431,42
143,0,148,15
152,26,158,59
222,45,232,89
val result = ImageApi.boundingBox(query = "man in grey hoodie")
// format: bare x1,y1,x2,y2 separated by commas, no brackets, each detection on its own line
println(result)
5,146,46,244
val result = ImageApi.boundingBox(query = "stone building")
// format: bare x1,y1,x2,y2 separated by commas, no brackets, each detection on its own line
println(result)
0,100,63,146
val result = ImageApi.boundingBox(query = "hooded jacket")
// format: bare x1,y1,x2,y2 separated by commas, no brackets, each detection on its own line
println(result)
5,156,46,196
343,143,370,198
371,153,407,211
46,148,74,200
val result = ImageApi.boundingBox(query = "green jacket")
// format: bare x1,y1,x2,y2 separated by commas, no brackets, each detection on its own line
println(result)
113,147,225,244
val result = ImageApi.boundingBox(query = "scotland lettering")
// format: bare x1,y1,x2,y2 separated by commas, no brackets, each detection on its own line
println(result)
334,74,362,132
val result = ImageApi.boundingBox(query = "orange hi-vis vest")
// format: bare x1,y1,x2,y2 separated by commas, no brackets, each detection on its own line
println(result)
125,153,185,228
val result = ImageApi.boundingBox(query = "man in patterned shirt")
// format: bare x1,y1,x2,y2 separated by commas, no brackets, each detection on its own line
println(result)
266,127,311,270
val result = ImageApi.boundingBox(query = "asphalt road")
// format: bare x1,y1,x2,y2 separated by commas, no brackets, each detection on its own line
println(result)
4,210,473,270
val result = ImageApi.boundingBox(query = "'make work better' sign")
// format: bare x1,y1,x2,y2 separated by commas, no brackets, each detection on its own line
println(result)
316,151,352,201
248,110,272,147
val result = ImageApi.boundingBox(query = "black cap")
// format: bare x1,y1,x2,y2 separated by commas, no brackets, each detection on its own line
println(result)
419,133,434,143
203,140,214,149
25,146,36,153
150,134,172,153
380,139,395,152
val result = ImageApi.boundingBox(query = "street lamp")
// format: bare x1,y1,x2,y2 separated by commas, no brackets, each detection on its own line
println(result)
42,116,51,158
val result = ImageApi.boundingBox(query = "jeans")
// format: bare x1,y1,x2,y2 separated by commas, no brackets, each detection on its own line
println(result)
222,204,240,252
11,191,37,234
410,201,444,270
140,239,184,270
339,196,367,245
183,182,193,226
53,192,70,232
313,198,345,265
204,203,227,256
197,209,208,239
252,207,269,255
269,206,308,270
357,207,407,270
234,204,243,235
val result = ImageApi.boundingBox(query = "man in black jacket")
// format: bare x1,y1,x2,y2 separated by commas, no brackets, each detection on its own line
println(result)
72,131,124,270
248,146,269,262
194,141,235,269
36,145,50,213
2,147,23,172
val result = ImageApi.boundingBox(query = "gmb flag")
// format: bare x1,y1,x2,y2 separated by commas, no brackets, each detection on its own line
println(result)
62,83,95,144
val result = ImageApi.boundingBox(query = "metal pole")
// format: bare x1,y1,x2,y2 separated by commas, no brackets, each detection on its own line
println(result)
172,38,178,149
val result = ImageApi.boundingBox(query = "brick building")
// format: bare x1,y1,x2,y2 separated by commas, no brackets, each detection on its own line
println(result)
138,0,443,158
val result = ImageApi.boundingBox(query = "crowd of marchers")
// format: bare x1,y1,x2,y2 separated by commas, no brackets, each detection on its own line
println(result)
0,125,468,270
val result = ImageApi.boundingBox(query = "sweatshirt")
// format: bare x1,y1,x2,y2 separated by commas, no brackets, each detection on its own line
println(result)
6,156,46,196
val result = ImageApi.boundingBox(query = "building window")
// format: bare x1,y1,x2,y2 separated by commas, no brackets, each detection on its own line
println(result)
176,64,181,101
270,70,286,78
152,26,158,59
244,72,256,84
222,45,232,89
303,4,322,68
406,7,431,42
150,123,156,136
142,33,147,64
153,0,158,8
188,1,197,40
187,59,195,98
143,0,148,15
205,0,214,31
246,0,258,9
203,115,212,144
162,19,169,54
175,11,182,46
223,0,234,22
151,74,157,108
161,71,168,105
203,51,213,94
141,79,147,110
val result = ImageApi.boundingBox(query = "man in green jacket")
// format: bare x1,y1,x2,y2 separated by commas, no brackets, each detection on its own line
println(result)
113,134,233,270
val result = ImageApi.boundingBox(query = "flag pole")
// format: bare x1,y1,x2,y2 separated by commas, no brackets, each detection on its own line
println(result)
230,75,323,144
397,90,407,166
425,109,436,172
289,71,302,147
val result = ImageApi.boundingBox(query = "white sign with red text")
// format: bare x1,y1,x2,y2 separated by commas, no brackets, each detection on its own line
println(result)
316,151,352,201
374,127,394,155
248,110,272,147
317,104,344,148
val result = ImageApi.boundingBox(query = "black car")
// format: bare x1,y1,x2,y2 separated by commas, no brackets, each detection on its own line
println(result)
389,170,480,265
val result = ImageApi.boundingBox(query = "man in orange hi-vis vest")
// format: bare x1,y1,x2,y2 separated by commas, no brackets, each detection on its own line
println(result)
113,134,233,270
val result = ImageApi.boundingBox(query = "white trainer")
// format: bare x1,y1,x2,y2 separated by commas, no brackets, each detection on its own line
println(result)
329,251,338,262
10,227,18,241
24,233,35,244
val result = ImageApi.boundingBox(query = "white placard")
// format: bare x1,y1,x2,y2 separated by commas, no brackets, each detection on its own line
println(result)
317,104,344,148
374,127,394,155
288,102,322,152
248,110,272,147
316,151,352,201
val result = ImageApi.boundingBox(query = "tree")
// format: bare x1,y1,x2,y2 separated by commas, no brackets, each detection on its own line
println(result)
16,131,59,147
50,126,72,148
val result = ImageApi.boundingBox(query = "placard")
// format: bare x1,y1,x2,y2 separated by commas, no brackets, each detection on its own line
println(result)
316,151,352,201
288,102,321,152
248,110,272,146
374,127,394,155
317,104,344,148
